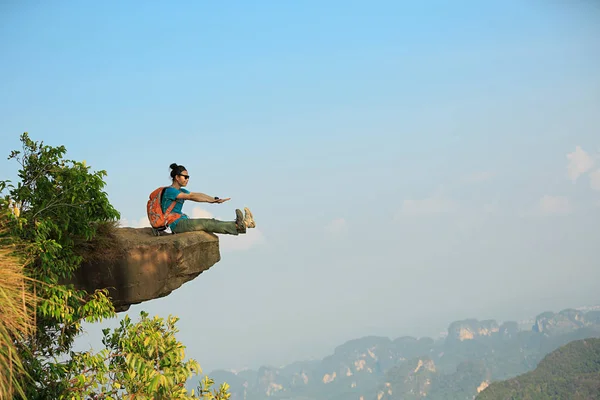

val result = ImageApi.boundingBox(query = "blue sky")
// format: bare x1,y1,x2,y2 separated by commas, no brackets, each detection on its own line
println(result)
1,1,599,372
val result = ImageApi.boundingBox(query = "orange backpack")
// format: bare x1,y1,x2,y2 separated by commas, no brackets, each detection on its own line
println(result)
147,186,182,232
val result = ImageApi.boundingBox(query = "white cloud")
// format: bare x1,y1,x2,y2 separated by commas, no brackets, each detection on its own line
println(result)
190,206,214,219
119,216,150,228
462,171,495,184
324,218,348,236
589,169,600,191
398,196,455,217
538,195,571,215
219,228,265,252
566,146,594,181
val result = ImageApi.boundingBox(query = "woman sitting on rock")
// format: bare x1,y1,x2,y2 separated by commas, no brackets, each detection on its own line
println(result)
160,163,255,235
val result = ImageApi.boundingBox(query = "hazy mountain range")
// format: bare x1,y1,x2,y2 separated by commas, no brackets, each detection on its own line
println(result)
195,306,600,399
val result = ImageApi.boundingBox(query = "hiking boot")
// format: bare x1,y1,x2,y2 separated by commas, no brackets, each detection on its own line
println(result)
244,207,256,228
235,209,246,234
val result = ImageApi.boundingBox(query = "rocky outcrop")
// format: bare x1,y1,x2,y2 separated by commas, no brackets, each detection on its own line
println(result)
67,227,221,312
381,357,437,399
446,319,500,342
498,321,519,338
533,309,587,335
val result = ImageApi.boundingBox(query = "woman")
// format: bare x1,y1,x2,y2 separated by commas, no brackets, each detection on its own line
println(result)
161,163,255,235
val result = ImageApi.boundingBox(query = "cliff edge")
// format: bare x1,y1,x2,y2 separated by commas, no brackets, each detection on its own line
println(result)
66,227,221,312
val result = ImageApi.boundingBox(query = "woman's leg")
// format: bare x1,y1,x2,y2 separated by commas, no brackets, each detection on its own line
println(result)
172,209,247,235
173,218,240,235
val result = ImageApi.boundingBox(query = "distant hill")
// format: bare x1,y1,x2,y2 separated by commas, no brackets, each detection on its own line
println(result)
196,307,600,400
477,338,600,399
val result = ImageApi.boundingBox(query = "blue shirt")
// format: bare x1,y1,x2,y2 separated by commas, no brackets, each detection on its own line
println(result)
161,186,189,229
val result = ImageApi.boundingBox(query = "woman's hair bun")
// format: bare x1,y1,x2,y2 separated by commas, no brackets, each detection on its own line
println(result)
169,163,178,170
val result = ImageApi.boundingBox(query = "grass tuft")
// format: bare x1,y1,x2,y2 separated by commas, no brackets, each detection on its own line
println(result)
0,213,36,399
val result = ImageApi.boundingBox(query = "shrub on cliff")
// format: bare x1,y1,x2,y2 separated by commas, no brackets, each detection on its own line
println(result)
0,133,230,399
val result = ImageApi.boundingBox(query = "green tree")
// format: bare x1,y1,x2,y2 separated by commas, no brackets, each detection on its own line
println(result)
1,132,118,398
477,338,600,399
0,133,230,399
64,311,230,400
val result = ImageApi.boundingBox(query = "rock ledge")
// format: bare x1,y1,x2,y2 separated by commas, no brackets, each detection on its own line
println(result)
68,227,221,312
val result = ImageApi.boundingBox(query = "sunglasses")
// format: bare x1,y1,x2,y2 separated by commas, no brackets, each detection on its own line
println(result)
178,174,190,180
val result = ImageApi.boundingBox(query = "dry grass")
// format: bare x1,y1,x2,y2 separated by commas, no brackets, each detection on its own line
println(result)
0,214,123,398
75,220,126,264
0,227,36,399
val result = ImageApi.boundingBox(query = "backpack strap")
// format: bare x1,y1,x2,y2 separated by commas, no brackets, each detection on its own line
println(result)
165,200,177,216
161,187,180,227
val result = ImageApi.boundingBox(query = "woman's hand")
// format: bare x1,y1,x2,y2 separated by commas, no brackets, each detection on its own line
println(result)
213,197,231,204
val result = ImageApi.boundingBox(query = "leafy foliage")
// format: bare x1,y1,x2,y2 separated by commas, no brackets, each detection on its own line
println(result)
477,338,600,399
1,133,119,398
0,133,231,399
64,311,231,400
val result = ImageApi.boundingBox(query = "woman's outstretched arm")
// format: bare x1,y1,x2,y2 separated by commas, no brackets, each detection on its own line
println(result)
177,191,230,203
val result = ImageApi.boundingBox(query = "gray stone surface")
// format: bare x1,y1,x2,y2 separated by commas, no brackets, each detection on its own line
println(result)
67,227,221,312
